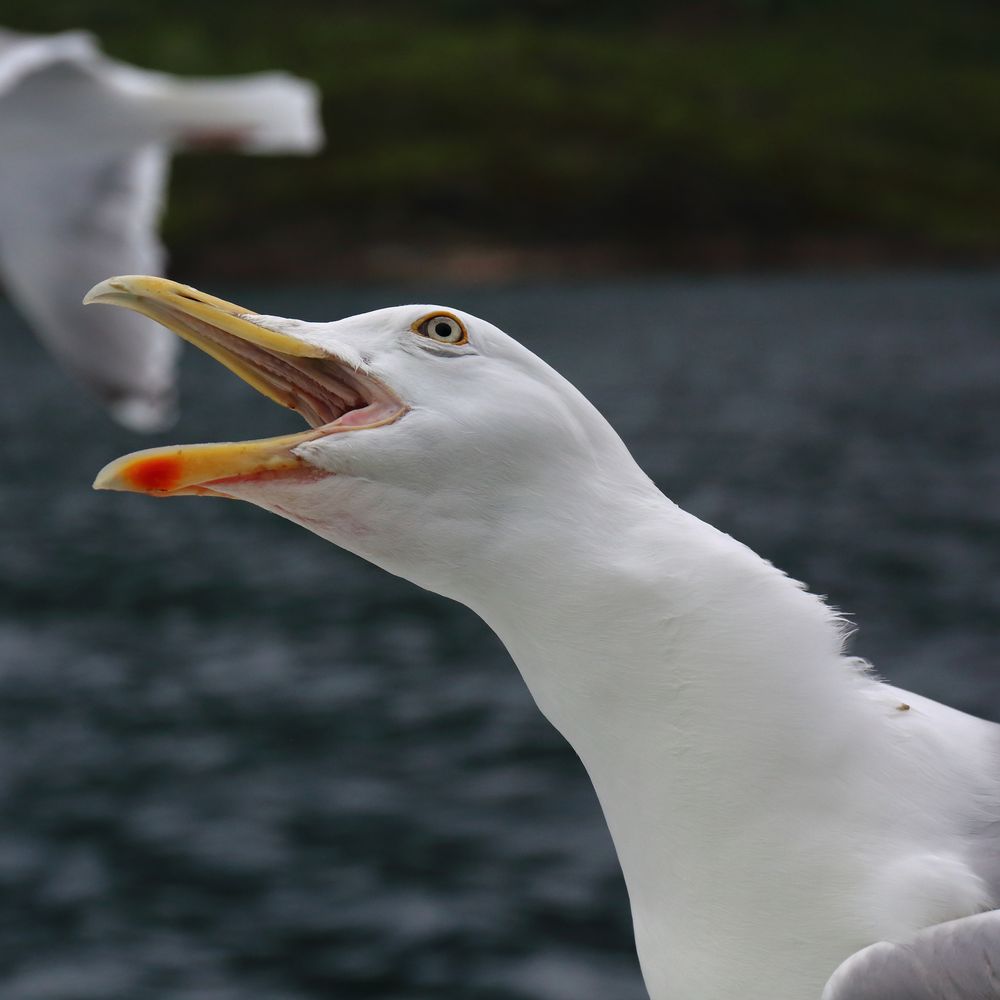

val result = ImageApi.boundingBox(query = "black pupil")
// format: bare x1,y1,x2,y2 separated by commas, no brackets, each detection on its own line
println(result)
434,321,454,339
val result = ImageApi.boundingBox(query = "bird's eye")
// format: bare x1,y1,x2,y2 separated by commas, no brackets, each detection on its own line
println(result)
413,312,467,346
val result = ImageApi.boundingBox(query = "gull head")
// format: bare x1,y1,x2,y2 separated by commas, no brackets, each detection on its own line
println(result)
87,276,635,600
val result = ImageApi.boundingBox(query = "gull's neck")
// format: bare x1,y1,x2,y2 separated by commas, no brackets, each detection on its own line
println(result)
470,477,856,755
467,474,866,826
463,475,889,998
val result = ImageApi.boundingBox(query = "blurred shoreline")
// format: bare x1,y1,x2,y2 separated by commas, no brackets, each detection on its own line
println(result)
172,233,1000,285
8,2,998,288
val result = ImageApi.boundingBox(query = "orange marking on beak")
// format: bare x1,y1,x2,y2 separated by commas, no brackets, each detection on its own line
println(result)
124,455,184,493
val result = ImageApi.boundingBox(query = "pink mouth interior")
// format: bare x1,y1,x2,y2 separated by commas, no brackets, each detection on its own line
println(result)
162,305,403,432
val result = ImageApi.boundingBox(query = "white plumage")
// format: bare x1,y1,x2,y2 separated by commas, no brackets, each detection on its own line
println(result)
87,276,1000,998
0,28,322,429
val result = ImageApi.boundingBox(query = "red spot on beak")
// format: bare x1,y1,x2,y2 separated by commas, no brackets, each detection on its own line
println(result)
125,455,184,493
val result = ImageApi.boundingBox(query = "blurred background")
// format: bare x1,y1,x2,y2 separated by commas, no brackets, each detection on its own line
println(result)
0,2,998,998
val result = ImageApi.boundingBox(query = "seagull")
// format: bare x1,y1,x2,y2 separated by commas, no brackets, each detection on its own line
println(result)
0,28,322,430
86,275,1000,1000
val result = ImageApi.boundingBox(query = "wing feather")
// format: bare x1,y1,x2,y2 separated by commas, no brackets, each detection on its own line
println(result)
822,911,1000,1000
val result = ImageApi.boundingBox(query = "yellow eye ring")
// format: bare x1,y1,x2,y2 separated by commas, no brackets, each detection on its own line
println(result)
412,312,468,346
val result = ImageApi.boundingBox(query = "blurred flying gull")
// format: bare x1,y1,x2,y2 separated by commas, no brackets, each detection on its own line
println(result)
87,275,1000,999
0,28,322,430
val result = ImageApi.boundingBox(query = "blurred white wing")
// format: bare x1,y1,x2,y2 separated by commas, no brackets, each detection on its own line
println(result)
822,910,1000,1000
0,28,323,430
0,141,176,430
0,27,98,93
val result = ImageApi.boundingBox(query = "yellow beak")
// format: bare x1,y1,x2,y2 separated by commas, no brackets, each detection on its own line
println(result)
87,276,341,497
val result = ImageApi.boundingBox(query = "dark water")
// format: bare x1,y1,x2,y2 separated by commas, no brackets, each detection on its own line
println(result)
1,272,998,999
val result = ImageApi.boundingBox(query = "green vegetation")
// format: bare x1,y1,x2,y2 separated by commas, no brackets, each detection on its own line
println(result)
4,1,999,276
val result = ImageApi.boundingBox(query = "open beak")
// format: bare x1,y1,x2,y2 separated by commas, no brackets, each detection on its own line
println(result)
87,276,405,497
